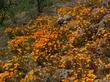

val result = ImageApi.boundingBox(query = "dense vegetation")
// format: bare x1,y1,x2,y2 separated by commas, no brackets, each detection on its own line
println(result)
0,0,110,82
0,0,62,26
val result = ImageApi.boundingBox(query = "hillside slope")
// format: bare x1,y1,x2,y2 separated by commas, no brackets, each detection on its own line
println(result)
0,0,110,82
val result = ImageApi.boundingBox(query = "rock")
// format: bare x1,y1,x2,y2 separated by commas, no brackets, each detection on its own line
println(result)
53,69,72,80
63,15,73,21
55,15,73,26
56,17,65,25
21,66,56,82
15,16,29,25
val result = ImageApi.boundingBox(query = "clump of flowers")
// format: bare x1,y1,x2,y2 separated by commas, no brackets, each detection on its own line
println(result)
2,0,110,82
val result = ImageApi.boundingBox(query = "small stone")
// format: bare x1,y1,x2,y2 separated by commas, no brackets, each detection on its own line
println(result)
63,15,73,21
55,15,73,26
56,17,65,25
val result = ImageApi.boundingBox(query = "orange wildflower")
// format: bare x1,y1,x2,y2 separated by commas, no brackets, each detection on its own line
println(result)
48,42,53,46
